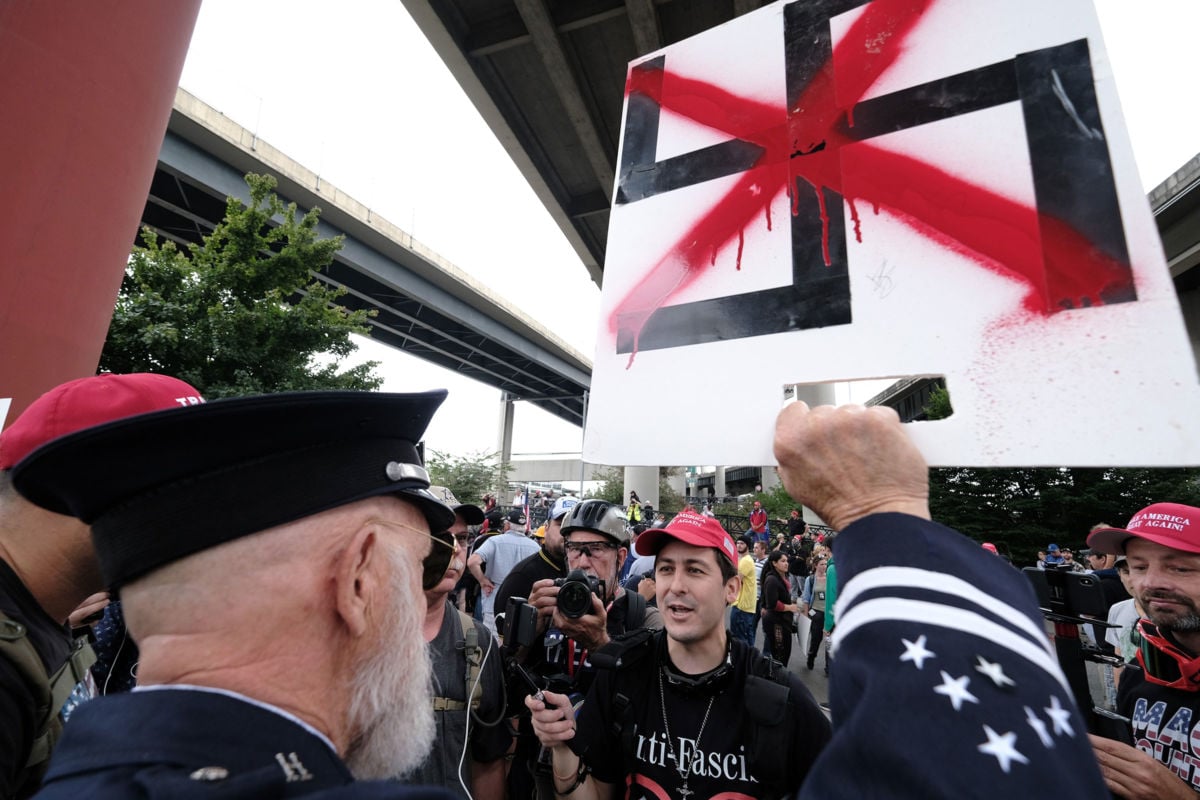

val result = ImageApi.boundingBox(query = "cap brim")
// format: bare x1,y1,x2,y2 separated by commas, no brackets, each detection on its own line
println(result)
454,504,485,526
1088,525,1200,556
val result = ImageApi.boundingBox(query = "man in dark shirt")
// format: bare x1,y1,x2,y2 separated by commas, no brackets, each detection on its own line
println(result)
0,373,202,798
527,511,831,799
1089,504,1200,799
406,488,510,799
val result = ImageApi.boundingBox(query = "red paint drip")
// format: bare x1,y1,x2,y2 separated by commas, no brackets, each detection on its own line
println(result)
809,180,832,267
765,200,773,232
848,197,863,243
736,227,745,270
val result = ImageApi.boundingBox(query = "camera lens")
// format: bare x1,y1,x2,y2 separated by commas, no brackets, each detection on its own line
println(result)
558,581,592,619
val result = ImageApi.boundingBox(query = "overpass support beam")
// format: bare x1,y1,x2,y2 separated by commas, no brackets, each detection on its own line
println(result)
623,466,658,518
714,467,727,500
0,1,202,423
496,392,515,496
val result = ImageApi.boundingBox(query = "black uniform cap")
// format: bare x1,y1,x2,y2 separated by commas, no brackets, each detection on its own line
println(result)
11,390,455,589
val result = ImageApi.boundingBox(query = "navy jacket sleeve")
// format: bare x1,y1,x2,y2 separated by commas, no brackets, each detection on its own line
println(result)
797,513,1107,799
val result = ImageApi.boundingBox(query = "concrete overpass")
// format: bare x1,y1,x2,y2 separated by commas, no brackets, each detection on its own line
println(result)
507,458,611,484
141,89,592,427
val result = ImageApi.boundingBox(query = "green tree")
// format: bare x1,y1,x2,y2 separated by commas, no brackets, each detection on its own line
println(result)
586,467,625,505
658,467,684,513
100,173,380,396
426,450,509,506
924,384,953,420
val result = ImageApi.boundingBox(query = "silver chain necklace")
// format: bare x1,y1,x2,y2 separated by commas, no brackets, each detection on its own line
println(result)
658,670,716,800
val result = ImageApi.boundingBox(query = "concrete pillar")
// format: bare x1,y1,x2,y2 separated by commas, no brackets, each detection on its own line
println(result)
496,392,515,496
0,1,202,422
760,466,781,492
667,470,687,501
714,467,727,500
623,465,658,514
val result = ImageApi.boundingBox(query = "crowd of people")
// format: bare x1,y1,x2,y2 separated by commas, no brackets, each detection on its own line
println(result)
0,372,1196,799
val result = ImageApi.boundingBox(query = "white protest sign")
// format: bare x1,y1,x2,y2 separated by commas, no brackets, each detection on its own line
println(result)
583,0,1200,467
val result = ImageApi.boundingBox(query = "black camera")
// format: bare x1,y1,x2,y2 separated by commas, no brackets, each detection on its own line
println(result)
555,569,604,619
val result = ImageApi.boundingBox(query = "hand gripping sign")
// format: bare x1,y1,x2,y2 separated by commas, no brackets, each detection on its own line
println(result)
583,0,1200,468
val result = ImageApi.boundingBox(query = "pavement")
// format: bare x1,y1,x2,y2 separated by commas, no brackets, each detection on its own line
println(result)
730,607,831,707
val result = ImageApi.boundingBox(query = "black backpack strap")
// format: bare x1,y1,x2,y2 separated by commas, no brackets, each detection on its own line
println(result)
623,588,647,630
591,628,659,771
742,656,796,799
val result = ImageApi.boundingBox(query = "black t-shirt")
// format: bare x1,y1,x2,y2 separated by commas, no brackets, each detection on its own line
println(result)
1117,663,1200,793
762,570,792,625
0,558,72,799
570,636,830,799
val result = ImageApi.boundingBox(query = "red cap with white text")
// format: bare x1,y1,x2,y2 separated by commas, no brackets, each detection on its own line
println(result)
637,510,737,565
1086,503,1200,555
0,373,203,470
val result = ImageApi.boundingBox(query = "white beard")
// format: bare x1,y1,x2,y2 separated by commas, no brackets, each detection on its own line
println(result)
344,542,436,780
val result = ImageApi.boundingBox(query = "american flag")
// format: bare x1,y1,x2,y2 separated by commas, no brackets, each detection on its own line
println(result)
797,512,1108,798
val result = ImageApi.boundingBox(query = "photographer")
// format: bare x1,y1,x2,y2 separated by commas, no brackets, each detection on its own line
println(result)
508,500,662,798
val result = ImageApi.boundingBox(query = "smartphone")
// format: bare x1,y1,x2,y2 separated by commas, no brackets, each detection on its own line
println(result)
1093,707,1135,747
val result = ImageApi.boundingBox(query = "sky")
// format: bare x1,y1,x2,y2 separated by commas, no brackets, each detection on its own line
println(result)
177,0,1200,465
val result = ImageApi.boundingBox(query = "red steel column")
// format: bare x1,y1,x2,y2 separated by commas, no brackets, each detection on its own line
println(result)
0,1,203,425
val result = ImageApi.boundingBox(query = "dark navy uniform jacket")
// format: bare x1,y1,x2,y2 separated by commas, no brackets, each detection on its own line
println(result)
33,688,455,799
797,513,1108,799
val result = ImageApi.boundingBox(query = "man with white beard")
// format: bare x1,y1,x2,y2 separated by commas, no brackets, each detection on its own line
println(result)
9,390,461,799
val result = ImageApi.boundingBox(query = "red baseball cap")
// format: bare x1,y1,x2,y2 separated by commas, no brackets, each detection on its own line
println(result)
1087,503,1200,555
637,510,737,565
0,373,203,469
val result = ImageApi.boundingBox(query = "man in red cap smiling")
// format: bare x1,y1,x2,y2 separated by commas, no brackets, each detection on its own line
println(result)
1088,503,1200,799
526,509,830,800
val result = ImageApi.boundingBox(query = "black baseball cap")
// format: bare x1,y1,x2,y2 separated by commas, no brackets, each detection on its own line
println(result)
12,390,455,588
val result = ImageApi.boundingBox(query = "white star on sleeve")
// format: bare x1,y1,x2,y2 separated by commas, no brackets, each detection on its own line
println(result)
978,725,1030,773
899,635,936,670
1024,706,1054,748
975,656,1016,688
1044,695,1076,737
933,671,980,711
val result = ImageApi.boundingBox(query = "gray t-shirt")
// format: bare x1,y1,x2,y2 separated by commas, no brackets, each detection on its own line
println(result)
474,531,540,617
402,602,510,798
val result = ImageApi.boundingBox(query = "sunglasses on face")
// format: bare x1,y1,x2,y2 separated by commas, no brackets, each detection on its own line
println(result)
565,541,617,559
372,519,457,590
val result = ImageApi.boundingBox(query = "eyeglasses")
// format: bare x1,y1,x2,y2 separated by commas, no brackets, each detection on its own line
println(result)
1135,618,1200,690
371,519,457,590
565,541,618,559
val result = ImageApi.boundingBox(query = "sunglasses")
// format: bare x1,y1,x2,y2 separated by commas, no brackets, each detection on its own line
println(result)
565,541,618,559
371,519,457,590
1135,618,1200,690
